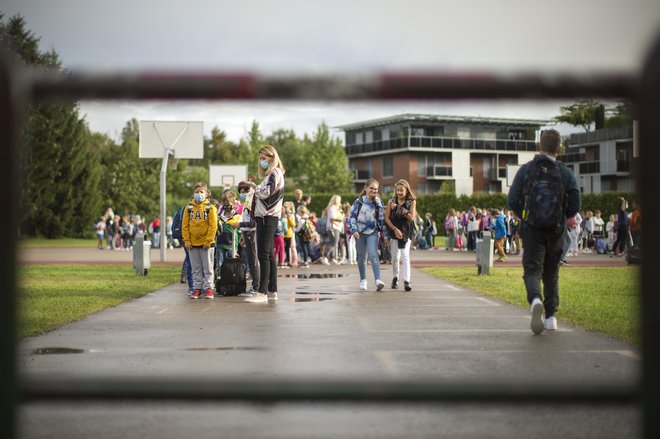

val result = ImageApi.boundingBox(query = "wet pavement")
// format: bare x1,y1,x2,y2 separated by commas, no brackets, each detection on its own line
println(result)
17,248,638,438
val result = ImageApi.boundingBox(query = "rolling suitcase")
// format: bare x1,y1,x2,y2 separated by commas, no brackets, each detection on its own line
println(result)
215,231,246,296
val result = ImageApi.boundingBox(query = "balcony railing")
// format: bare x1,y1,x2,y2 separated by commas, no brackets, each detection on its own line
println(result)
345,136,536,156
570,125,634,145
353,169,371,180
426,165,453,177
617,161,631,172
579,161,601,174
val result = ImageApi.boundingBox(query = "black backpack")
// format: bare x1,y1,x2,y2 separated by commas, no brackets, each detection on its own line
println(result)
522,158,566,231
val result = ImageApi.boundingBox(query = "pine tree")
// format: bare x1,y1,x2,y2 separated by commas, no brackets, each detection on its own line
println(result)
2,15,103,237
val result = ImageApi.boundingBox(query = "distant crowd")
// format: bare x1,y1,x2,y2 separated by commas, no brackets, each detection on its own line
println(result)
95,208,173,251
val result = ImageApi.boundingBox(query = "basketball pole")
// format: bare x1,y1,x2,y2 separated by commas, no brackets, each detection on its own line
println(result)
154,122,191,262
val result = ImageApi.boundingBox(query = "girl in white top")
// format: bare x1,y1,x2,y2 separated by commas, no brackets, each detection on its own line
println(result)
568,211,582,257
326,195,344,264
242,145,285,303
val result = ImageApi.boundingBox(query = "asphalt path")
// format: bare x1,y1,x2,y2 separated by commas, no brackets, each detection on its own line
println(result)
17,246,638,438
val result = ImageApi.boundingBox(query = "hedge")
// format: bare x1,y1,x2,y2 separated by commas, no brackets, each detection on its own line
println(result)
291,191,636,235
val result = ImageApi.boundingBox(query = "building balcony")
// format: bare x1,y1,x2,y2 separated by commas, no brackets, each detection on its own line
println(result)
579,161,600,174
425,165,453,179
345,136,537,157
352,169,371,181
569,125,633,146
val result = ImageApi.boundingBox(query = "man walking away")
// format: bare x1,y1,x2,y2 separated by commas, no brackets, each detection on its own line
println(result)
508,130,580,335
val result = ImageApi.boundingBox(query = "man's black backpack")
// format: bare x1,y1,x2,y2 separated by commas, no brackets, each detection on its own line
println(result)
522,158,566,231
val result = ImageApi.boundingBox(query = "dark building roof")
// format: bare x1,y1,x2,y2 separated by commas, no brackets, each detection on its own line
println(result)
335,113,549,131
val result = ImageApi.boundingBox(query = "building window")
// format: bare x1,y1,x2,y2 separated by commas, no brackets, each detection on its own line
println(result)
382,156,393,177
365,131,373,143
418,155,427,177
356,132,363,144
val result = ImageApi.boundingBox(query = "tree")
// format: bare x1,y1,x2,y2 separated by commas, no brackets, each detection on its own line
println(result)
555,99,602,132
2,14,103,237
303,123,353,193
605,100,634,128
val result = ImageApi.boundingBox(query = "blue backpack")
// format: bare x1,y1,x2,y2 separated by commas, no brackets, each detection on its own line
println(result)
172,207,184,240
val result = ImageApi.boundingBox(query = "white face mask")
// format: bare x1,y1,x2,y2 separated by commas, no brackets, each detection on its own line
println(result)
194,193,206,202
259,159,270,170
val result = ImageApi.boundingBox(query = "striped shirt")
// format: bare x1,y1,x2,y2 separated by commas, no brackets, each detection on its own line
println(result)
254,167,285,218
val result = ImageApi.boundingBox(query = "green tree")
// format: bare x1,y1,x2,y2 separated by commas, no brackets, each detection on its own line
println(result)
2,14,103,237
605,100,634,128
303,123,353,193
555,99,602,132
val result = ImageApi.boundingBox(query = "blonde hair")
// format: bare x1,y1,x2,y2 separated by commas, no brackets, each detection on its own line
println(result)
258,145,286,179
394,179,416,201
326,195,342,210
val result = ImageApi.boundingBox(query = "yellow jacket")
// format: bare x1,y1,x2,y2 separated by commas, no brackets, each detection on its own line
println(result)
182,199,218,247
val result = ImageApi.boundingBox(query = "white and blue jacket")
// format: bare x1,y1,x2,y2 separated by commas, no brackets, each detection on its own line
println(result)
348,195,387,237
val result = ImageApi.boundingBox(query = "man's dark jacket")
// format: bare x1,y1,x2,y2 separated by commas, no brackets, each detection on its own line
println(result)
508,154,581,229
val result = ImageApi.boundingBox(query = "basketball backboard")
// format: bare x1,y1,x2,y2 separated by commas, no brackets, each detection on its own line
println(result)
139,121,204,159
209,165,248,189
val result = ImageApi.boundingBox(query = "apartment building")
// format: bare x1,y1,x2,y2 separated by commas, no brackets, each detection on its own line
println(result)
336,114,548,196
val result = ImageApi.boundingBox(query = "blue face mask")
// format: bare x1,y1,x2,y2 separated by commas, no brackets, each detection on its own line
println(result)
194,193,205,202
259,159,270,170
239,193,247,201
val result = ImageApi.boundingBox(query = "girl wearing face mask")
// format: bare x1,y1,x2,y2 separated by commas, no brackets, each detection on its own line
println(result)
241,145,286,303
182,182,218,300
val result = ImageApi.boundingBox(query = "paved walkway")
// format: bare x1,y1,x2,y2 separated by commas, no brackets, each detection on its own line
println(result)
17,248,638,438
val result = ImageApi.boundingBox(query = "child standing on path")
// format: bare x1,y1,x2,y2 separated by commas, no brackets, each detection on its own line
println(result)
216,191,241,272
182,182,218,300
349,178,387,291
384,179,417,291
234,183,260,297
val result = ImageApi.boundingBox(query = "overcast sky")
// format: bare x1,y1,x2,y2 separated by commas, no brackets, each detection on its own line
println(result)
3,0,660,143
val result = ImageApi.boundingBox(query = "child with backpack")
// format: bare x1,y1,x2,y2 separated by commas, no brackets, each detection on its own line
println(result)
444,209,457,251
216,191,241,273
348,178,387,291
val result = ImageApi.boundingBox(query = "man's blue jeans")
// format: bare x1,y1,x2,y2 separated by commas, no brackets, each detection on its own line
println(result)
356,232,381,282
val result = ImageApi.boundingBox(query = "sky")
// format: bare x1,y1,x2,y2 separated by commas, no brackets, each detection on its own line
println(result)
2,0,660,143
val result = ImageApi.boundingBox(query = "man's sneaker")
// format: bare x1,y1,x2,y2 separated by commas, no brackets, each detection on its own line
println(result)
187,289,195,297
530,297,545,335
376,280,385,291
359,279,368,290
245,292,268,303
559,259,570,266
191,289,202,299
391,277,399,289
238,289,256,297
267,292,279,301
404,281,412,292
205,289,214,299
544,316,558,330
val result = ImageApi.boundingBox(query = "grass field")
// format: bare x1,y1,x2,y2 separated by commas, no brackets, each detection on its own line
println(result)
422,266,640,344
18,264,180,338
19,238,97,248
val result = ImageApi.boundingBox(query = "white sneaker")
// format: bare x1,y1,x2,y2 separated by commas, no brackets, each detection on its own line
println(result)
267,292,278,301
245,292,268,303
359,279,367,290
375,279,385,291
544,316,558,330
530,297,545,335
322,257,330,265
238,289,256,297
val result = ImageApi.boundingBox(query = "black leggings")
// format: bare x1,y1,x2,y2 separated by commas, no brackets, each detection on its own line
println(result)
612,225,629,254
256,216,278,293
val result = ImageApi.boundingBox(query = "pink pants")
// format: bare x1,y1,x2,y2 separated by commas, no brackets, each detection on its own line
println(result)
274,234,285,265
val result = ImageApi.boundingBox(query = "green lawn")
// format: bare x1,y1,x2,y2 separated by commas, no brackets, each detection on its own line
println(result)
18,264,180,337
19,238,97,248
422,266,640,344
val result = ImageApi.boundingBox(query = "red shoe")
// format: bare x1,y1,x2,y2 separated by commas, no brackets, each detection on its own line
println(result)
191,289,201,299
205,288,214,299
